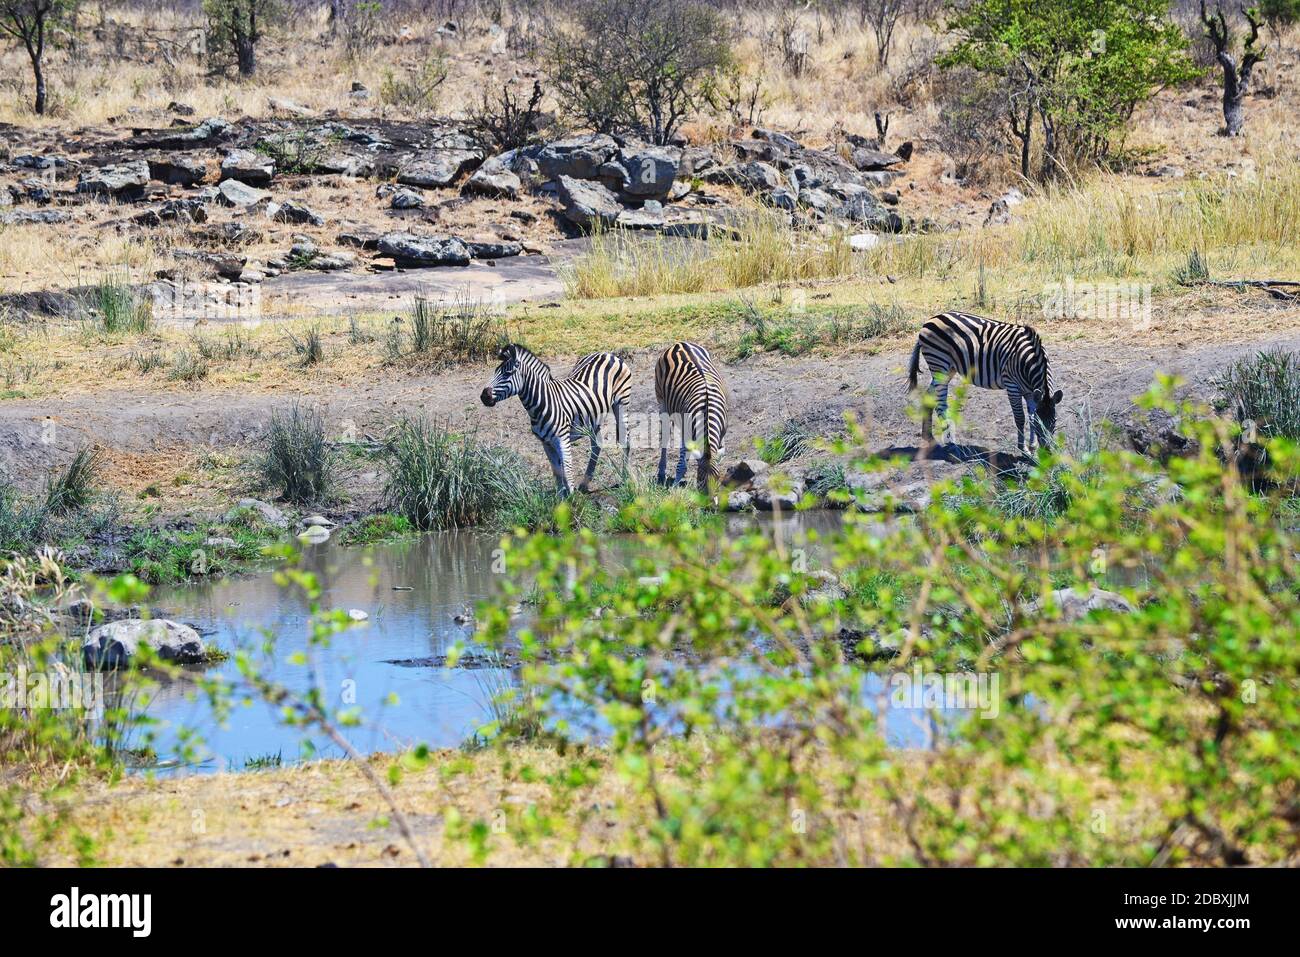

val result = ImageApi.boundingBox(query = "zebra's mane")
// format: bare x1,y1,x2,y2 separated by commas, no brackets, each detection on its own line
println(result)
507,344,552,379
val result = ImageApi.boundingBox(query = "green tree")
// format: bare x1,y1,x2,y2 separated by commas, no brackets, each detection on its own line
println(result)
942,0,1200,179
0,0,79,115
545,0,733,145
203,0,280,78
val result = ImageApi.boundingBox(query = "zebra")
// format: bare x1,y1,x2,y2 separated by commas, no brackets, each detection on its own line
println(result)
480,343,632,496
654,341,729,490
907,311,1062,453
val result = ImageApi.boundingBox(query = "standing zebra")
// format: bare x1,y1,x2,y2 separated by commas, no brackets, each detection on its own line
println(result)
655,341,728,490
481,344,632,496
908,311,1062,453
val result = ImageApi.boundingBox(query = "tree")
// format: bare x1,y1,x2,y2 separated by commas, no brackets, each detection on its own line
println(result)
544,0,733,145
857,0,904,68
942,0,1199,180
0,0,79,116
1201,3,1266,136
203,0,280,78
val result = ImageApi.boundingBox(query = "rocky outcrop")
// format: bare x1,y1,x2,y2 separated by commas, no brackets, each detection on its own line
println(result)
220,148,274,185
537,133,618,181
216,179,271,208
376,232,471,267
555,175,623,230
76,159,150,199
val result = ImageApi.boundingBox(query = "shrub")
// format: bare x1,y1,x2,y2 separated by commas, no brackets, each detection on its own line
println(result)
82,272,152,336
43,446,102,516
382,418,531,530
379,55,449,115
394,296,505,367
465,79,547,153
544,0,733,144
258,404,339,504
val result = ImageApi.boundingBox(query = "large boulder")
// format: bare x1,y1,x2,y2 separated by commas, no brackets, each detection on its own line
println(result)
83,619,211,669
555,175,623,230
836,192,903,233
397,150,482,188
76,160,150,199
269,200,325,226
217,179,272,208
537,133,618,180
732,161,784,193
617,145,681,199
464,153,523,199
377,232,471,267
147,154,209,186
1122,407,1201,463
220,148,275,185
846,459,966,512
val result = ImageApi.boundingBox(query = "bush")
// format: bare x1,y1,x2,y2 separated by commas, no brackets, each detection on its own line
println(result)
465,79,547,153
43,446,102,516
258,404,339,505
469,382,1300,866
379,55,449,115
393,296,506,367
544,0,733,144
82,273,152,336
382,418,531,530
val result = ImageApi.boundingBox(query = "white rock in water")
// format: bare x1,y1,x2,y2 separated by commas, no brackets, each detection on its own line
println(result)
84,619,210,669
347,609,369,622
299,524,331,543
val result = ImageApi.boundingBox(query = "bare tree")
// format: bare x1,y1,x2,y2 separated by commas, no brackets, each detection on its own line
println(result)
0,0,79,115
858,0,903,68
1200,2,1266,136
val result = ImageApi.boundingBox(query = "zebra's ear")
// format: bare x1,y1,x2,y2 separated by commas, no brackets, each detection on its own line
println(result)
497,345,510,361
1051,390,1063,404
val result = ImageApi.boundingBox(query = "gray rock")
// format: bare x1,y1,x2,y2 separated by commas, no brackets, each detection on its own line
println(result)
83,619,211,669
270,200,325,226
768,185,798,211
723,489,753,511
125,116,232,151
466,240,523,259
133,198,208,226
397,150,481,188
376,232,471,267
850,147,905,171
798,187,836,213
555,175,624,230
836,193,903,232
1122,407,1201,463
220,149,274,185
76,159,150,199
389,187,425,209
1025,587,1136,622
229,498,289,529
733,161,783,193
537,133,618,180
217,179,272,208
618,145,681,199
148,154,208,186
1,209,70,225
846,460,965,512
463,154,522,199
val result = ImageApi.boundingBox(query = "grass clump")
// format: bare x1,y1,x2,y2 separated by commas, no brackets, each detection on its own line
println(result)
337,513,416,547
287,326,325,367
732,301,909,359
1215,348,1300,441
382,418,531,530
43,447,103,516
81,272,152,336
757,421,810,466
257,404,340,505
389,296,506,367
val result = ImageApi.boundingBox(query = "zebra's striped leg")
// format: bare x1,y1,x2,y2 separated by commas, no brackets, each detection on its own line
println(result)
546,437,573,497
674,432,689,486
577,421,603,493
931,377,952,444
614,402,630,469
657,447,669,485
1008,388,1028,454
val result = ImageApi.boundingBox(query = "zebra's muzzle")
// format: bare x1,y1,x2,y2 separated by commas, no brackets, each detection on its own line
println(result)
480,389,497,407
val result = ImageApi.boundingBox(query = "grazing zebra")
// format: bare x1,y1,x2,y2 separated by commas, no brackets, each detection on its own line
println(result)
908,311,1062,453
480,343,632,495
654,341,729,490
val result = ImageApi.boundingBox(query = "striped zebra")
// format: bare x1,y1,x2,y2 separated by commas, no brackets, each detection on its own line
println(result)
654,341,728,490
481,344,632,495
908,311,1062,453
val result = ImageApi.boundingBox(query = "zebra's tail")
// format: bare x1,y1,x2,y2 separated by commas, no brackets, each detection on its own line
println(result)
907,339,922,392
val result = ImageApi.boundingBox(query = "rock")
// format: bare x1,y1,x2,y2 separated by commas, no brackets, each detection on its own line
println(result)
984,198,1013,227
617,145,681,199
347,609,369,622
167,100,195,116
270,200,325,225
723,489,753,511
397,151,481,188
300,515,335,528
389,187,425,209
733,161,784,193
220,149,274,185
76,159,150,199
724,459,768,487
147,154,208,186
849,147,905,171
753,474,805,512
217,179,272,208
64,597,95,627
1122,407,1201,463
466,240,522,259
768,185,798,211
614,206,665,230
133,198,208,226
376,232,471,267
268,96,312,117
836,193,903,232
83,619,211,669
848,232,881,252
204,536,238,550
1025,586,1135,622
537,133,618,180
798,187,836,213
464,154,522,199
177,249,247,279
299,525,331,543
846,460,966,512
1,209,70,225
337,228,381,250
752,128,801,151
126,116,232,151
229,498,289,529
554,175,624,230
